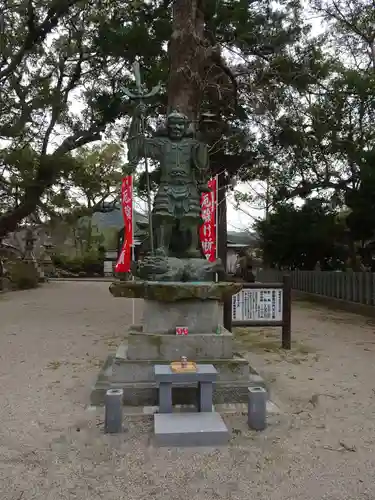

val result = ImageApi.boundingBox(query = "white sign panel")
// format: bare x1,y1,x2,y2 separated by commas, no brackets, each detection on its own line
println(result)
103,260,114,276
232,288,283,322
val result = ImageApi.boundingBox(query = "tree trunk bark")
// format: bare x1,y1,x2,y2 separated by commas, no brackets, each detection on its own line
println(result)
167,0,205,121
0,184,49,239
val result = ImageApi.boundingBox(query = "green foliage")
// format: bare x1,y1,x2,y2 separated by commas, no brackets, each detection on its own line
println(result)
252,0,375,239
52,251,104,276
7,261,39,290
66,143,123,209
345,164,375,242
257,199,348,270
0,0,135,236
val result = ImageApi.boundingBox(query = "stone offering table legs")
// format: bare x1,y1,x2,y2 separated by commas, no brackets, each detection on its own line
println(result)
154,364,217,413
91,280,268,407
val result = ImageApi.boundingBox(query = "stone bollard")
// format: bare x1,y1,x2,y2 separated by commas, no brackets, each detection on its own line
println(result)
247,386,267,431
105,389,123,433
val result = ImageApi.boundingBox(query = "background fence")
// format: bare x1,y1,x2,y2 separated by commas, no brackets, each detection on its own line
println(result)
255,269,375,306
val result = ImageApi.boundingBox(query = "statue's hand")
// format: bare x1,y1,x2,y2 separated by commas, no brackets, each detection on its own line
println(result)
127,161,138,173
199,183,211,193
135,102,147,116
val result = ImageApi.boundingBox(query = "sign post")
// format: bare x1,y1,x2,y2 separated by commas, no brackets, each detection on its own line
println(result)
231,275,292,349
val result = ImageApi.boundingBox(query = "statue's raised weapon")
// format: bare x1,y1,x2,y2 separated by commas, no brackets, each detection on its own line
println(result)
122,60,161,255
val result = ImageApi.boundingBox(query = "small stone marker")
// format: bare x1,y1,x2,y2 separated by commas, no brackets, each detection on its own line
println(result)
105,388,123,433
248,386,267,431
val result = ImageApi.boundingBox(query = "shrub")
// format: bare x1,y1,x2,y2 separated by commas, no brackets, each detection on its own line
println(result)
8,261,39,290
52,251,105,276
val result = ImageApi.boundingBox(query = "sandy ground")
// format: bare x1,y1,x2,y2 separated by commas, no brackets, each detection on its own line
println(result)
0,282,375,500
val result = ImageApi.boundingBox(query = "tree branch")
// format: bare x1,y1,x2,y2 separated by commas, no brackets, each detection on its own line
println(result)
0,0,82,80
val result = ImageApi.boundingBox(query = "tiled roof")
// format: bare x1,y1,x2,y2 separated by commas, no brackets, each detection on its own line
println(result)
227,230,257,245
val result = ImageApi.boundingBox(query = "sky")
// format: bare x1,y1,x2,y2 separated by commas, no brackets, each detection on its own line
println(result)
226,183,265,232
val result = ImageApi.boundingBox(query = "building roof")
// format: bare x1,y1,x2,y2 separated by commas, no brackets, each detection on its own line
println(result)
85,208,147,237
227,230,257,247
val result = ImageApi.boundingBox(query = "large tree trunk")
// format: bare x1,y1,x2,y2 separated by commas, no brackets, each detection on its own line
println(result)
0,179,52,240
167,0,206,121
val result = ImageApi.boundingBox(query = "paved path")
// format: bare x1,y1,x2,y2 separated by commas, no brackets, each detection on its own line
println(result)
0,282,374,500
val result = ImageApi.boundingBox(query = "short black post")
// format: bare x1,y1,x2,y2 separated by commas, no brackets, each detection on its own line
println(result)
104,389,123,433
282,274,292,349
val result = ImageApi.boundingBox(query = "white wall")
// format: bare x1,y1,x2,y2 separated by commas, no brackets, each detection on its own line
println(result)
227,248,238,274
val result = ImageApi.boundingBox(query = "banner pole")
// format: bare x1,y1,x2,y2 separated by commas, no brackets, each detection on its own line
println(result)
131,176,135,325
215,174,219,282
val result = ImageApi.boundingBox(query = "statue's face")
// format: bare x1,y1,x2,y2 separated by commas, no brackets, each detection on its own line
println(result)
167,118,186,140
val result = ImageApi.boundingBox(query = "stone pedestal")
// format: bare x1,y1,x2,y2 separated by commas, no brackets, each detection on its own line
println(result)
91,280,267,406
142,299,222,333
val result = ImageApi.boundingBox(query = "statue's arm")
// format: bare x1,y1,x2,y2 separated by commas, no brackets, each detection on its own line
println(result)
127,106,160,168
127,106,144,169
193,141,211,193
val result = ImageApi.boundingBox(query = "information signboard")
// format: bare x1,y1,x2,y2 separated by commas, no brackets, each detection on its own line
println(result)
232,288,283,323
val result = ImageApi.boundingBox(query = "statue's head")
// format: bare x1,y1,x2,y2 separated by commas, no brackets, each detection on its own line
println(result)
166,110,189,140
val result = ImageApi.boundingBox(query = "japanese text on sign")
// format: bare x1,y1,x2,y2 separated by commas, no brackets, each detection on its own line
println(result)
232,288,283,322
115,176,133,273
199,177,217,262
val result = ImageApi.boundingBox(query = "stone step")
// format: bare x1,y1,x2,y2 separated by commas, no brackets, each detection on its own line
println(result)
111,346,250,384
127,331,234,360
91,371,268,407
154,412,229,447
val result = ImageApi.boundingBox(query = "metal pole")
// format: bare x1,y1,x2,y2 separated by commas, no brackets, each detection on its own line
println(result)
131,175,136,324
132,61,154,255
282,274,292,349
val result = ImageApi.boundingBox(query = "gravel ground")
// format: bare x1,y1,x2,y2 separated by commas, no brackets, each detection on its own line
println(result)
1,282,375,500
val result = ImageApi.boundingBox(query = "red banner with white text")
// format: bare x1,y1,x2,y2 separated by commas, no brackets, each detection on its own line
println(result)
200,177,217,262
115,176,133,273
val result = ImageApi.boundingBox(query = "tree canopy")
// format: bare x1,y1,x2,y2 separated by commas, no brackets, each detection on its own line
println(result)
257,199,349,270
0,0,374,260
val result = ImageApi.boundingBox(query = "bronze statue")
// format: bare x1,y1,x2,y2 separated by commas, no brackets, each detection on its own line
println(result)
123,61,222,281
127,105,210,258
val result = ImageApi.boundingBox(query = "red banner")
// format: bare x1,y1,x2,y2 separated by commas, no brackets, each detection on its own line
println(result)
115,176,133,273
200,177,217,262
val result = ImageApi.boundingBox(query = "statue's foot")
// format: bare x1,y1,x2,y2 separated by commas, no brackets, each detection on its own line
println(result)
155,247,168,258
185,249,202,258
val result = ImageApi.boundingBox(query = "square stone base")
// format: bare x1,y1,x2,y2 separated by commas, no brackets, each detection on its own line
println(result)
127,330,233,360
90,324,268,408
142,299,223,334
154,412,229,447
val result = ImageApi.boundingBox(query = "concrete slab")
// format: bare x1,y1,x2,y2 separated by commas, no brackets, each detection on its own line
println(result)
154,412,229,447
